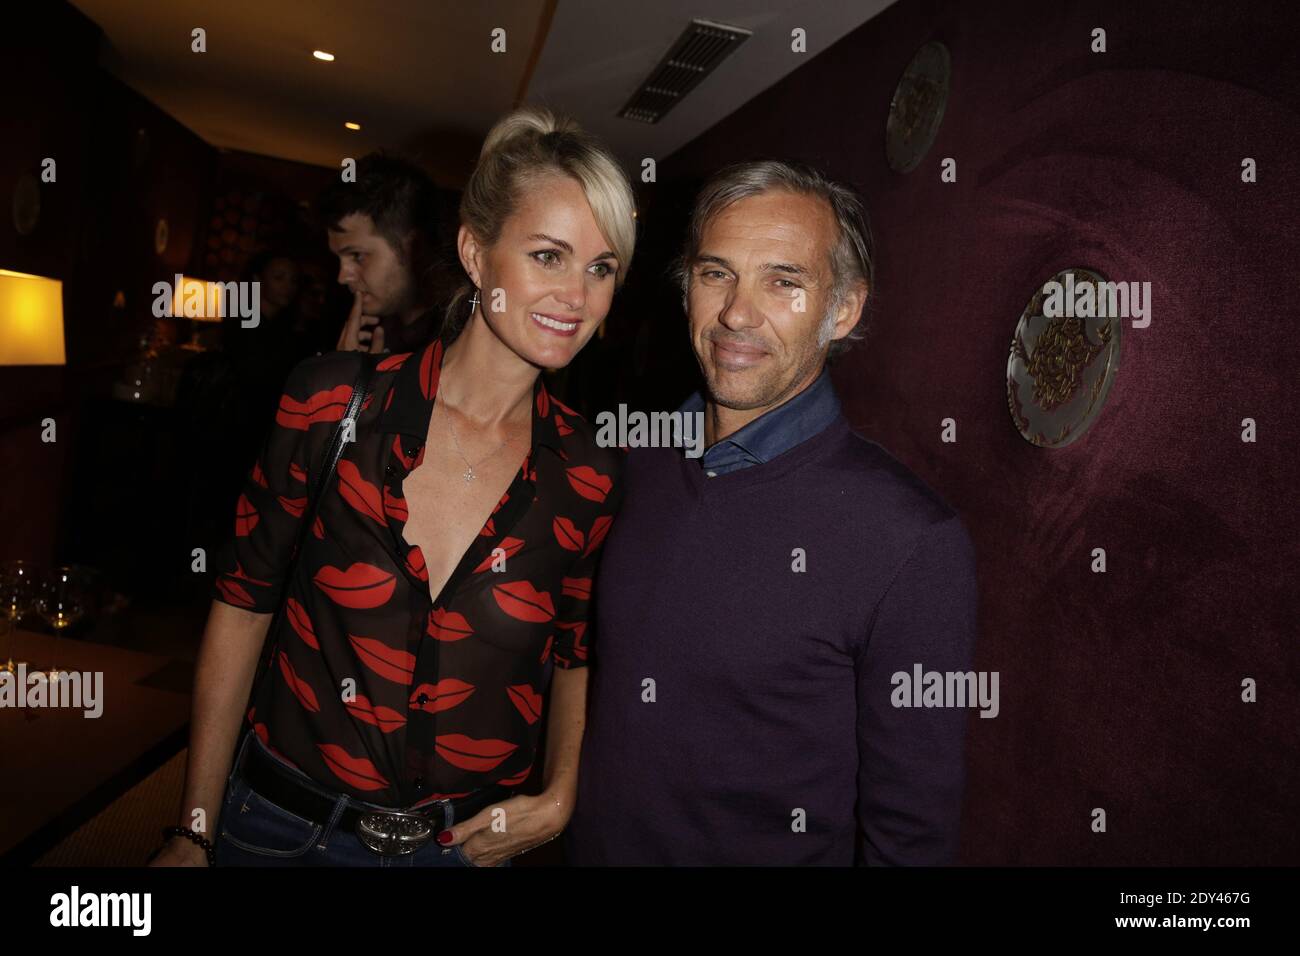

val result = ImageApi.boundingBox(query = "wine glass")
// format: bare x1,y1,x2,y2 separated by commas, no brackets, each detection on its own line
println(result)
0,560,38,672
34,566,88,679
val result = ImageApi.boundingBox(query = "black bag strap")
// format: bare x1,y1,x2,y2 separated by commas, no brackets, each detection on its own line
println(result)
243,352,377,725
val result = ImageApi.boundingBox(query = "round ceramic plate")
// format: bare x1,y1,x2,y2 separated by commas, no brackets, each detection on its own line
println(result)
885,41,951,174
1006,267,1122,448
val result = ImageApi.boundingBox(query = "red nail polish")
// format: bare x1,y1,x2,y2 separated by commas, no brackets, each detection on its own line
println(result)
436,830,453,845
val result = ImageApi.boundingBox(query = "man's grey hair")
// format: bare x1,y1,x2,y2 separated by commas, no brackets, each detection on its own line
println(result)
671,160,875,360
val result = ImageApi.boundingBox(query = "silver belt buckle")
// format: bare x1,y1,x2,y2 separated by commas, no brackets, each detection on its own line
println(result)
355,809,435,856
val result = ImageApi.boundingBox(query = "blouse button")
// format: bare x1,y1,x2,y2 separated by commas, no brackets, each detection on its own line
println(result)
417,692,429,705
413,776,426,790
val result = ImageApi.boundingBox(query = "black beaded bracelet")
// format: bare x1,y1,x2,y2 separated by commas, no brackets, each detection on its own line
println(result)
160,825,216,867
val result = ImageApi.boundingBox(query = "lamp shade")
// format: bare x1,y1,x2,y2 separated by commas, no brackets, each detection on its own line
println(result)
0,269,65,366
170,276,227,323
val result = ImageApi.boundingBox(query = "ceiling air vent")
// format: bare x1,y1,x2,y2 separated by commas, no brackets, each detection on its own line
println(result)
618,18,752,124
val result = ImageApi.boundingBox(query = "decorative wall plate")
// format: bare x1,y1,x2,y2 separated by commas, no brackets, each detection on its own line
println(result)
1006,267,1122,448
885,41,951,174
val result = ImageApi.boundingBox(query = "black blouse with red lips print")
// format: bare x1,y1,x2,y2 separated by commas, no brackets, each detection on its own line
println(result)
210,336,623,808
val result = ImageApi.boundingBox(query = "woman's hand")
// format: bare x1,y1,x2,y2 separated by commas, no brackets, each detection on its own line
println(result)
438,790,570,867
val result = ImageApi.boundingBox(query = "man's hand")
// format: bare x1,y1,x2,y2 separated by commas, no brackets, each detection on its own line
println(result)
336,290,385,353
439,791,570,867
147,837,210,867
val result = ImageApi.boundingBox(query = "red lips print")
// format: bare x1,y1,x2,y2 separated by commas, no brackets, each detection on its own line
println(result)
427,608,473,642
251,459,269,489
383,488,408,522
507,684,543,724
419,340,443,400
230,561,270,586
408,678,475,714
376,352,409,372
565,466,612,503
560,576,591,601
404,545,429,583
492,580,556,623
234,494,258,536
434,734,518,772
348,634,416,684
215,577,254,608
286,598,319,649
318,743,389,792
554,413,574,437
314,563,396,608
473,537,524,573
539,634,553,664
278,495,307,518
278,651,320,712
344,694,406,732
289,461,307,484
552,516,584,552
536,387,549,418
556,620,588,661
583,514,613,557
312,515,325,539
337,460,385,525
390,434,416,472
497,765,533,787
551,393,578,418
276,384,354,430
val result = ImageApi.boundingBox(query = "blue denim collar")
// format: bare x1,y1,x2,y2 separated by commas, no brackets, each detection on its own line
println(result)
677,365,841,475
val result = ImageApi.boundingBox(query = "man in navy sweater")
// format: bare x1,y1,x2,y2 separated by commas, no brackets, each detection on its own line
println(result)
566,161,981,865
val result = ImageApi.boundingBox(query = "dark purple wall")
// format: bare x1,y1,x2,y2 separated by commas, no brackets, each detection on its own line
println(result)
648,0,1299,864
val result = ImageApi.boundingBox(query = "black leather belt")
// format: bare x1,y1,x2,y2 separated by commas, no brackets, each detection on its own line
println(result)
237,733,513,856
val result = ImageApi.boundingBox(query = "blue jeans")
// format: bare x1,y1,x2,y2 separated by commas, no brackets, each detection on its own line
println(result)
214,731,509,867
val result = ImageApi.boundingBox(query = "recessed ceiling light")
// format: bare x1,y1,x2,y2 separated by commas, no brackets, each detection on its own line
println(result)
344,122,361,131
313,50,335,61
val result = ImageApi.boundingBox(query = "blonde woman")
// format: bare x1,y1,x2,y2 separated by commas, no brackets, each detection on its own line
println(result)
150,107,635,867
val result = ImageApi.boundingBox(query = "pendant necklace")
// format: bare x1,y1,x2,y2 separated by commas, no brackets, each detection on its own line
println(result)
442,402,520,482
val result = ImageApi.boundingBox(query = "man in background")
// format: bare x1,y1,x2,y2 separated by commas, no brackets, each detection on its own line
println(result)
317,152,455,354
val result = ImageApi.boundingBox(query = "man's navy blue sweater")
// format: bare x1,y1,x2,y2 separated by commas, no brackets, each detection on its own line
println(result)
566,414,980,865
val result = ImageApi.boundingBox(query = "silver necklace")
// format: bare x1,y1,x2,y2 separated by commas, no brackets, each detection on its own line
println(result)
441,402,520,482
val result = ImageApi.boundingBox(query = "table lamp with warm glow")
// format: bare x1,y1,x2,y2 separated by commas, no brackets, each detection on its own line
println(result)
170,276,227,322
0,269,65,366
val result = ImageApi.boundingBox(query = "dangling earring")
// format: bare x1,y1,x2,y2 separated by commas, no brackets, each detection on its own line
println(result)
468,288,480,313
